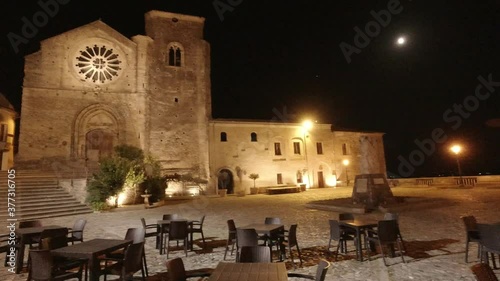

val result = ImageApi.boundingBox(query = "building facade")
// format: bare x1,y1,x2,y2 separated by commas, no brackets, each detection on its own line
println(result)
0,94,16,170
17,10,386,194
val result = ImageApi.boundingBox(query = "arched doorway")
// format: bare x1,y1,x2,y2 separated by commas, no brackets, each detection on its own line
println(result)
85,129,115,161
217,169,234,194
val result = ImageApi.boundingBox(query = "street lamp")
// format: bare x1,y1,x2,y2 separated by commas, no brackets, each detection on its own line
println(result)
302,120,313,188
342,159,350,186
450,145,464,186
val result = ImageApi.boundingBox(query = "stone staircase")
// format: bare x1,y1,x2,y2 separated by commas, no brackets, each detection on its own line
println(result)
0,170,93,221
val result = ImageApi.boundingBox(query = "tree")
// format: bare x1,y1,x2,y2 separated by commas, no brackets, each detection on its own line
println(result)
249,173,259,188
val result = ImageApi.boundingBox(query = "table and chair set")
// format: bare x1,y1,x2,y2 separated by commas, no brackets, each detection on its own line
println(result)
327,212,406,266
461,215,500,281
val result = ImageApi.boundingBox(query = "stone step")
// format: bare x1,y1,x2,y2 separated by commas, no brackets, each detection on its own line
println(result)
0,169,93,220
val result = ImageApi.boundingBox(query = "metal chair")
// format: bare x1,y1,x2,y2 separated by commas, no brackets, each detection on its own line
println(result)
100,242,145,281
239,246,272,263
281,224,303,268
166,257,212,281
224,219,237,260
164,220,189,258
188,215,206,250
327,219,354,260
461,215,481,263
366,220,406,266
288,259,330,281
67,218,87,245
470,263,499,281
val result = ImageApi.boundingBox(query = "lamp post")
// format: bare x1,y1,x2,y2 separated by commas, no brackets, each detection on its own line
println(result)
342,159,350,186
302,120,313,188
450,145,464,186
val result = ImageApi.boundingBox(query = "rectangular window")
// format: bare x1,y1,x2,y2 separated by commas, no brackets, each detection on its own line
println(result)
0,124,7,142
274,142,282,155
316,142,323,155
277,173,283,184
293,142,301,155
342,143,350,155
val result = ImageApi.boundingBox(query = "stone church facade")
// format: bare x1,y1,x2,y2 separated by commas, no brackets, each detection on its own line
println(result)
17,10,386,195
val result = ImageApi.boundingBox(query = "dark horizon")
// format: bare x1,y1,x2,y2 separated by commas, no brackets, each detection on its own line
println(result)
1,0,499,178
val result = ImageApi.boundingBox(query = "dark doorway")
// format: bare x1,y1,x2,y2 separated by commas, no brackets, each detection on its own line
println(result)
217,169,234,194
317,171,325,188
86,129,114,161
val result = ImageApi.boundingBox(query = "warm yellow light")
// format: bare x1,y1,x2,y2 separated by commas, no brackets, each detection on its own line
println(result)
397,37,406,45
342,159,349,166
450,145,462,155
302,120,313,131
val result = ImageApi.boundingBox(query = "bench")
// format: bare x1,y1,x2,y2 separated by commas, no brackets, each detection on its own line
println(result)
266,186,301,195
416,178,433,186
456,177,477,186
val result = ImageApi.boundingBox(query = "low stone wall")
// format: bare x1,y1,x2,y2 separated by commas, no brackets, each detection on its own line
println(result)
59,178,88,204
393,175,500,187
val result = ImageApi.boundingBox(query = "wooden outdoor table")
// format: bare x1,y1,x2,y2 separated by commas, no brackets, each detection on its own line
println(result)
208,262,288,281
339,219,378,261
15,225,65,273
51,238,131,281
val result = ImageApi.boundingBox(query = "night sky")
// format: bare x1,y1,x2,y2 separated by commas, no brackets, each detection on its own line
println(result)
1,0,499,177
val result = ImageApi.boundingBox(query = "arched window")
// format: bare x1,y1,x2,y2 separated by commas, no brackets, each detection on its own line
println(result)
251,132,257,142
167,43,183,67
220,132,227,142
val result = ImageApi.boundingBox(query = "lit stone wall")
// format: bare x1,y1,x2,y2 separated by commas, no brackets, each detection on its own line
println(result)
208,121,386,194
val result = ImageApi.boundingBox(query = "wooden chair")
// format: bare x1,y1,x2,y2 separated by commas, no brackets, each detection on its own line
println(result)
67,218,87,245
239,246,272,263
471,263,499,281
165,221,189,258
188,215,206,250
366,220,406,266
461,215,481,263
28,249,85,281
327,219,354,260
281,224,303,268
166,257,212,281
100,242,145,281
224,219,237,260
288,259,330,281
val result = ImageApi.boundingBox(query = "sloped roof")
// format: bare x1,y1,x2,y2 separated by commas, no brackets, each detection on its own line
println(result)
0,93,14,110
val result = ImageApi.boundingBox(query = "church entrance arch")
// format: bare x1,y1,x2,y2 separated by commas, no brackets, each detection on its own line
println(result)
73,104,123,160
86,129,115,161
217,169,234,194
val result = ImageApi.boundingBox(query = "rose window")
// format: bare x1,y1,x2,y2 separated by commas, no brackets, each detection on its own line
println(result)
75,45,122,83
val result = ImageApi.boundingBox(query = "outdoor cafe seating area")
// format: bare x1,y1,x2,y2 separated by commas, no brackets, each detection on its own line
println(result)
2,209,500,280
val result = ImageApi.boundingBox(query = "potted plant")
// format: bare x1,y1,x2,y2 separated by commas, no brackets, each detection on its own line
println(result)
249,173,259,195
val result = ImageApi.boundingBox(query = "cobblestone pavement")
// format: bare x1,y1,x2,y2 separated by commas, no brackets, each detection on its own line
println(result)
2,186,499,280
